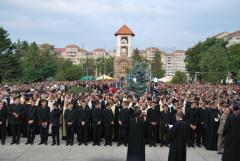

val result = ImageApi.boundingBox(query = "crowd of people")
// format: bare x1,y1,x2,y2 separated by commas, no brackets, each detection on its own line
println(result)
0,80,240,161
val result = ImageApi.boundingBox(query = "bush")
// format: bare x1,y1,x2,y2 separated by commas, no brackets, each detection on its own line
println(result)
171,71,188,84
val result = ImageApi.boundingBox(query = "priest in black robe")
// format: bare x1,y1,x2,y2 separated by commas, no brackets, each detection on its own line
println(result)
222,103,240,161
127,106,145,161
204,102,220,150
168,112,188,161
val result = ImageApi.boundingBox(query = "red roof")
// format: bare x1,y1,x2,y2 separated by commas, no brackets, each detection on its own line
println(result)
65,44,79,48
54,48,65,53
115,24,135,36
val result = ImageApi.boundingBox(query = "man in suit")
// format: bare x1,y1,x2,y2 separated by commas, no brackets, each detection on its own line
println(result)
103,101,114,146
9,96,24,145
147,101,160,147
64,102,77,146
37,99,50,145
196,101,206,147
25,99,37,145
91,101,102,146
77,100,91,146
50,102,62,146
160,104,171,147
0,100,8,145
186,101,197,147
117,98,130,146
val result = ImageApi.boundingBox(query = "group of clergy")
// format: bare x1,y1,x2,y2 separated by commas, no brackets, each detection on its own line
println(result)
1,83,240,161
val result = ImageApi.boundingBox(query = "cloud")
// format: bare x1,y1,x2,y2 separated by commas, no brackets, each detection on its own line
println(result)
0,0,240,50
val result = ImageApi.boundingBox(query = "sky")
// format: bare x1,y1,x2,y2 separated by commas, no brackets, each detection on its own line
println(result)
0,0,240,51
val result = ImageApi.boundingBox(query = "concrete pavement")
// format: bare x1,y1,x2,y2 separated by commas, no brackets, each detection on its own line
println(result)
0,137,221,161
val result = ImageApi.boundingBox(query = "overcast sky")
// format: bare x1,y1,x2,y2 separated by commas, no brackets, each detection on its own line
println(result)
0,0,240,51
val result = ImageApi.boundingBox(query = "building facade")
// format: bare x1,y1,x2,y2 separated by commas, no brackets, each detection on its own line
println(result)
54,24,187,78
215,29,240,47
55,45,109,65
161,50,186,76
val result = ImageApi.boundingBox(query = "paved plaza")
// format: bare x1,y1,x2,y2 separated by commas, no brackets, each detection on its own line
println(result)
0,137,221,161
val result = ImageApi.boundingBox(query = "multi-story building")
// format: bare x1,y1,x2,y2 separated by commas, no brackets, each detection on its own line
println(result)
139,47,187,77
215,29,240,47
161,50,186,76
92,48,108,58
55,45,109,65
225,30,240,47
145,47,160,61
55,44,87,65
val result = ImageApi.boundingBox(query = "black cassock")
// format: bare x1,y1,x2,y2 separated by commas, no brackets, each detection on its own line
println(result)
127,117,145,161
222,113,240,161
204,108,220,150
168,120,188,161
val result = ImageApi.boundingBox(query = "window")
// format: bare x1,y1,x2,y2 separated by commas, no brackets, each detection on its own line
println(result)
120,62,127,71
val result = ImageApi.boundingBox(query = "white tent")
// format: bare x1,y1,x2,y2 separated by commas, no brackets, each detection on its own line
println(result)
151,77,159,82
158,76,173,82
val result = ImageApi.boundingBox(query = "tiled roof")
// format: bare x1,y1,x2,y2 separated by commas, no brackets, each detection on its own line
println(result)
54,48,65,53
65,44,79,48
93,48,107,52
115,24,135,36
227,30,240,38
174,50,185,53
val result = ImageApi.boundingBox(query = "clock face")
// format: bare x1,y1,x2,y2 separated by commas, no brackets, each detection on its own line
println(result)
121,37,128,44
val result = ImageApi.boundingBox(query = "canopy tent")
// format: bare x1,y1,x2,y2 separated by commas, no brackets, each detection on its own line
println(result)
159,76,173,83
96,74,114,80
81,76,95,81
151,77,159,83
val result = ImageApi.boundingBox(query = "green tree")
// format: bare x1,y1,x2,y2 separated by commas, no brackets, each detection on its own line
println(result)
132,48,148,64
151,51,165,78
185,38,227,79
127,62,148,98
21,43,58,81
171,71,188,84
55,59,83,81
228,44,240,79
12,40,29,80
82,58,95,77
105,57,114,76
0,27,15,82
200,44,230,83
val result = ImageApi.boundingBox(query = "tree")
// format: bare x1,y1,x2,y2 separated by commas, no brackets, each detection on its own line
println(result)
55,59,83,81
105,57,114,76
127,62,148,98
0,27,15,82
151,51,165,78
185,38,227,79
171,71,188,84
21,43,58,81
200,44,230,83
228,44,240,79
82,58,95,77
132,48,148,64
12,40,29,80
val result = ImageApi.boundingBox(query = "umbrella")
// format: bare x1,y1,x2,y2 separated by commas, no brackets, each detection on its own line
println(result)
96,74,114,80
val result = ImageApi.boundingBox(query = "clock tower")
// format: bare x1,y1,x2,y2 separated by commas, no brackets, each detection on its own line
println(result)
115,24,135,57
114,24,135,79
